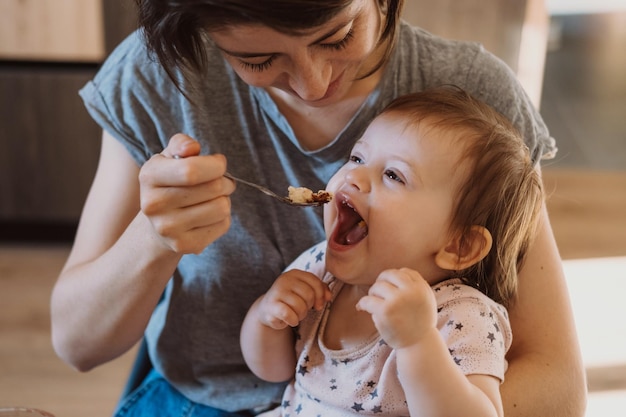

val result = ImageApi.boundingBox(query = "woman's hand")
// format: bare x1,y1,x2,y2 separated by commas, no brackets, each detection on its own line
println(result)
256,270,332,329
356,268,437,349
139,133,236,254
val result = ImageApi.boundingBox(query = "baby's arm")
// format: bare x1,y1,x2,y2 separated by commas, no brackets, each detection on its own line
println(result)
357,268,503,417
241,269,331,382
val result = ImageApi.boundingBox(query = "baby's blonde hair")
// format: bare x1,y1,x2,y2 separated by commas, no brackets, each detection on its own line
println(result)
383,86,543,307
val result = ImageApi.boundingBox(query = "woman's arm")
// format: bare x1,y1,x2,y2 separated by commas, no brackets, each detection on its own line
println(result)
51,131,234,371
501,169,587,416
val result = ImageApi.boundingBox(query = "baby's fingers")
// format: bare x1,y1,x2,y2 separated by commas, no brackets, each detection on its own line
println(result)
261,301,301,329
355,295,381,315
283,270,331,311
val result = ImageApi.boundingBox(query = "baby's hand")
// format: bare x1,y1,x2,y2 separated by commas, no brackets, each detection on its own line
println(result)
356,268,437,349
257,270,332,329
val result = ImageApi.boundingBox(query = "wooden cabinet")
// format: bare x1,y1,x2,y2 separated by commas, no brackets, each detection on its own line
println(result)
0,1,137,232
0,64,101,222
0,0,105,62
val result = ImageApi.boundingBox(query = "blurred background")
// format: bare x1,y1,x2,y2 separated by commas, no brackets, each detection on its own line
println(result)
1,0,625,416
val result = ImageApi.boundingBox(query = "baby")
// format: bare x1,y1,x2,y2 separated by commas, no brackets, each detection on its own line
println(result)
241,86,543,416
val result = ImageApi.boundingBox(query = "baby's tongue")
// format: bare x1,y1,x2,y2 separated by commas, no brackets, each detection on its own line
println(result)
345,220,368,245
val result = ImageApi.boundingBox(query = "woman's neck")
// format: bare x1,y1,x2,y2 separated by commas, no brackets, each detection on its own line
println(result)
266,68,384,151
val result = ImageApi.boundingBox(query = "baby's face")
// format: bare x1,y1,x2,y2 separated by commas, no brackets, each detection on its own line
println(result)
323,113,466,286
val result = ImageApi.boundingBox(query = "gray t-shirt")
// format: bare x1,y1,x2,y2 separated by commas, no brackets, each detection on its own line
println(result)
79,21,556,411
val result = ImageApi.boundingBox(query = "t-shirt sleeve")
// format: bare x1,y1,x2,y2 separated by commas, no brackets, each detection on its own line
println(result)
434,281,512,382
78,31,182,166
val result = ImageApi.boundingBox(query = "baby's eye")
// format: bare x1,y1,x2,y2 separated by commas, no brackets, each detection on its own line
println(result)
349,154,363,164
384,169,404,184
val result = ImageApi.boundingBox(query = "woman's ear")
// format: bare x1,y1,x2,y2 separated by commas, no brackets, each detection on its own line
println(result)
435,226,493,271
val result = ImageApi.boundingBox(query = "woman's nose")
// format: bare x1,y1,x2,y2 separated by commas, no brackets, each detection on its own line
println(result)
344,167,371,193
288,54,332,101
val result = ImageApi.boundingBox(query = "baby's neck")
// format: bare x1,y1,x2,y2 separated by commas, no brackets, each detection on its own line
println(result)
323,283,377,350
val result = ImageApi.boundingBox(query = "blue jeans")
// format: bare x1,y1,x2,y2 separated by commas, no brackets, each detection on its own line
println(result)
114,369,256,417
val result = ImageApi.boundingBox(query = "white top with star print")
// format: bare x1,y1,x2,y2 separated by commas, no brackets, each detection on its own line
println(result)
278,241,512,417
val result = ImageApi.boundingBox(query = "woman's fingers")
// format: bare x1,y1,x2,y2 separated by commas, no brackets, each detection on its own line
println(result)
161,133,202,159
137,134,236,253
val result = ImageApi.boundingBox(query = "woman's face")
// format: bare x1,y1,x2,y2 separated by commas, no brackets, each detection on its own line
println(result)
208,0,385,107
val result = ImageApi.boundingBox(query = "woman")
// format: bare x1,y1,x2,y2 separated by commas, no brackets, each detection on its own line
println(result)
50,1,586,416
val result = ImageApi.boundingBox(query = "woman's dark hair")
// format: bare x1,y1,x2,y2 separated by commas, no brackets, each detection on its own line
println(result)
134,0,403,89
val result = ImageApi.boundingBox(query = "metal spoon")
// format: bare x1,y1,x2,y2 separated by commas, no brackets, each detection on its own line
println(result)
224,172,327,207
172,154,327,207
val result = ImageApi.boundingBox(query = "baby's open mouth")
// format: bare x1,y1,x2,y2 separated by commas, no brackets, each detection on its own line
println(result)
332,199,369,246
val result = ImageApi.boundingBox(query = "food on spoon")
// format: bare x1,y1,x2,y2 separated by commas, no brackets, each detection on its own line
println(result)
288,186,333,204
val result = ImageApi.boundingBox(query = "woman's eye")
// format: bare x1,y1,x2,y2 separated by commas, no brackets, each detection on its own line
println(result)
239,56,276,72
384,169,404,184
320,28,354,51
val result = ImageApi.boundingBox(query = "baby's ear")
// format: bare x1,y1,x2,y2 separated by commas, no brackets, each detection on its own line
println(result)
435,226,493,271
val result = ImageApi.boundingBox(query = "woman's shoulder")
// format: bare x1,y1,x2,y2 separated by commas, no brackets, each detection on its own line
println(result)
397,21,485,63
390,22,503,97
394,22,556,163
91,30,234,100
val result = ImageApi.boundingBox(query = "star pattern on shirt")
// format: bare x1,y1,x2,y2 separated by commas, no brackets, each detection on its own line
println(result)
351,402,364,412
287,276,508,416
